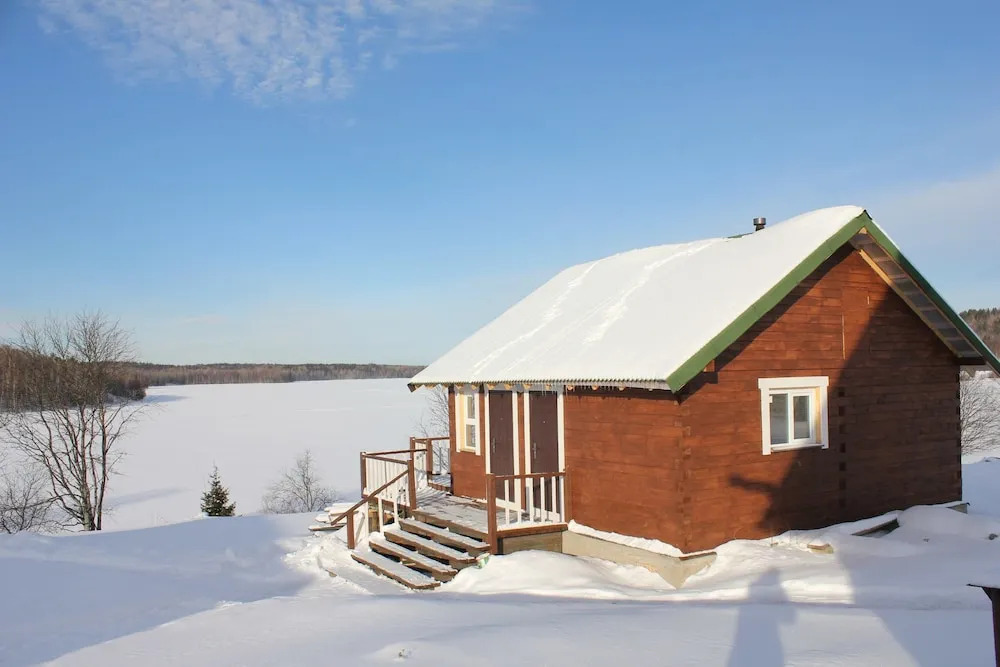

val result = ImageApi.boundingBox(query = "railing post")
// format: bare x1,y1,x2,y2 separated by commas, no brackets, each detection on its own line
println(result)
563,469,571,523
360,452,367,495
407,453,418,511
347,509,356,550
425,440,433,476
486,473,498,554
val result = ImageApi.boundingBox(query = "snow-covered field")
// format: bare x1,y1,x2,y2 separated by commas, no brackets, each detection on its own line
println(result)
2,380,1000,666
103,380,427,530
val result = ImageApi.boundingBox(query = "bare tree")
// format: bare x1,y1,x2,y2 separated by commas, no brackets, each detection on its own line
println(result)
0,458,59,534
261,450,338,514
961,371,1000,455
0,346,17,431
1,313,145,531
416,385,450,438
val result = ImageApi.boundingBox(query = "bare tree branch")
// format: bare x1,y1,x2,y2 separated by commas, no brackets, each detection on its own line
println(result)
961,371,1000,455
416,386,449,438
0,457,61,534
261,450,338,514
0,312,145,531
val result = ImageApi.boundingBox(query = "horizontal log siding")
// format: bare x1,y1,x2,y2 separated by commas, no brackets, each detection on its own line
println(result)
563,245,961,553
449,387,487,500
680,246,960,551
564,390,686,543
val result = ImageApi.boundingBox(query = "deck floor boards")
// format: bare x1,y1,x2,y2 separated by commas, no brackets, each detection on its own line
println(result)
411,489,560,536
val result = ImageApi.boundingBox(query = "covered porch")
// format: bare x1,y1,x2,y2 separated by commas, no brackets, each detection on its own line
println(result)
312,436,569,555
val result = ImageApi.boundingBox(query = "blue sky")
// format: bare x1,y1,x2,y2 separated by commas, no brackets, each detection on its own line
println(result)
2,0,999,364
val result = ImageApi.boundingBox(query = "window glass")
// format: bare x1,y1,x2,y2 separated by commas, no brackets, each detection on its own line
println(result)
465,424,477,449
769,394,789,445
792,394,811,440
466,395,476,419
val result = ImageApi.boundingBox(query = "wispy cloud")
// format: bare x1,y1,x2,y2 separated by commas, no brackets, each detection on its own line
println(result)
872,164,1000,234
37,0,523,103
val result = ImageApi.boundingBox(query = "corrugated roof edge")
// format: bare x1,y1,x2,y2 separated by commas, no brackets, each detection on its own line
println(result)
407,379,673,392
665,210,1000,392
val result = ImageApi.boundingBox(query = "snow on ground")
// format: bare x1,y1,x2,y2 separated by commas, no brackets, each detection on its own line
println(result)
2,381,1000,665
2,505,998,666
102,379,426,530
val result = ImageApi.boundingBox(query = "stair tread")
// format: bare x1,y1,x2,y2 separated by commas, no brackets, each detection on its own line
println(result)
398,518,490,552
370,536,457,576
308,523,344,532
385,526,476,563
351,549,440,590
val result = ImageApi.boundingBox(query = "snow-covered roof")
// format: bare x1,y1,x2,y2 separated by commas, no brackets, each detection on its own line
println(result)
411,206,1000,391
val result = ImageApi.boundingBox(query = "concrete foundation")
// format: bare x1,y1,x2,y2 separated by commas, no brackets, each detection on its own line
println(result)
561,530,716,588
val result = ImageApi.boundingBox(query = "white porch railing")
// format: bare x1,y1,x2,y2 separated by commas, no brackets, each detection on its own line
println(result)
486,471,569,552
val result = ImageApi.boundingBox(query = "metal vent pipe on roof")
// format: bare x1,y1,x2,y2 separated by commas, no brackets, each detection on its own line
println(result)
753,217,766,231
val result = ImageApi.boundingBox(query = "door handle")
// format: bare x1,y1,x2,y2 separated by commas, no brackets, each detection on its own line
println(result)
532,441,536,460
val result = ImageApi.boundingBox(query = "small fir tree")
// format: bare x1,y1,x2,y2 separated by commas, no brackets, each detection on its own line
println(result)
200,466,236,517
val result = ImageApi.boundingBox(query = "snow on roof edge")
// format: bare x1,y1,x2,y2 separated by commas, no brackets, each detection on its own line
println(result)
410,206,884,389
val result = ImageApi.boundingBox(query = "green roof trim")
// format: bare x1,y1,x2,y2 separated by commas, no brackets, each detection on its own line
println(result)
862,223,1000,374
665,211,1000,392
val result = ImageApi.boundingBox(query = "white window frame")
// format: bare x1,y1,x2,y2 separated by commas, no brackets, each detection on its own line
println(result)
455,387,480,454
758,376,829,455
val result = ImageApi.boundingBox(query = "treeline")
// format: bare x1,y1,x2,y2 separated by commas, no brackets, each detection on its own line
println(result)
122,362,425,387
0,327,144,415
961,308,1000,355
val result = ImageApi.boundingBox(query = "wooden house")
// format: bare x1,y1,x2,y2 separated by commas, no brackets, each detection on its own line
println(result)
319,206,1000,589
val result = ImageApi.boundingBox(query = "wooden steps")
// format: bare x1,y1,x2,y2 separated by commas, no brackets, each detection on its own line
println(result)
397,518,490,554
349,516,487,590
350,550,440,590
308,522,345,532
384,527,477,568
410,508,489,542
370,535,457,581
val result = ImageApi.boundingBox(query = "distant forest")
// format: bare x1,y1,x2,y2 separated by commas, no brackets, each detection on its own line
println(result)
124,362,425,387
961,308,1000,354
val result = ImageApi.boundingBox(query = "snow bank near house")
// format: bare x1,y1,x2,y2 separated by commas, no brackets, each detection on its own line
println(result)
443,550,673,598
896,505,1000,540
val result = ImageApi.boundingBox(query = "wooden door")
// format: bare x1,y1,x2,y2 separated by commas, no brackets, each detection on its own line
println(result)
488,392,515,502
529,392,560,513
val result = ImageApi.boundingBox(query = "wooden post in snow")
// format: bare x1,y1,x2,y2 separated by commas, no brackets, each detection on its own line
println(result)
346,509,356,550
486,473,498,554
971,584,1000,666
359,452,367,496
407,452,418,512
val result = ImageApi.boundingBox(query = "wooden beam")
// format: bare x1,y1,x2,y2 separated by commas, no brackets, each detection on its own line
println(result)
485,474,498,554
856,249,963,356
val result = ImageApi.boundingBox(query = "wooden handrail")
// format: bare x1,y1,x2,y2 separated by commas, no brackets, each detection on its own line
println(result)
412,436,450,443
363,447,430,459
328,467,410,549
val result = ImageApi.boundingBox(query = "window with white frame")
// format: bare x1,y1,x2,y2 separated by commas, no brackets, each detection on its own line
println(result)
456,389,480,453
758,377,829,454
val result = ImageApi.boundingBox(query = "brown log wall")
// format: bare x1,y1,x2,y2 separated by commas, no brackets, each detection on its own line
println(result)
565,245,962,553
449,387,487,500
